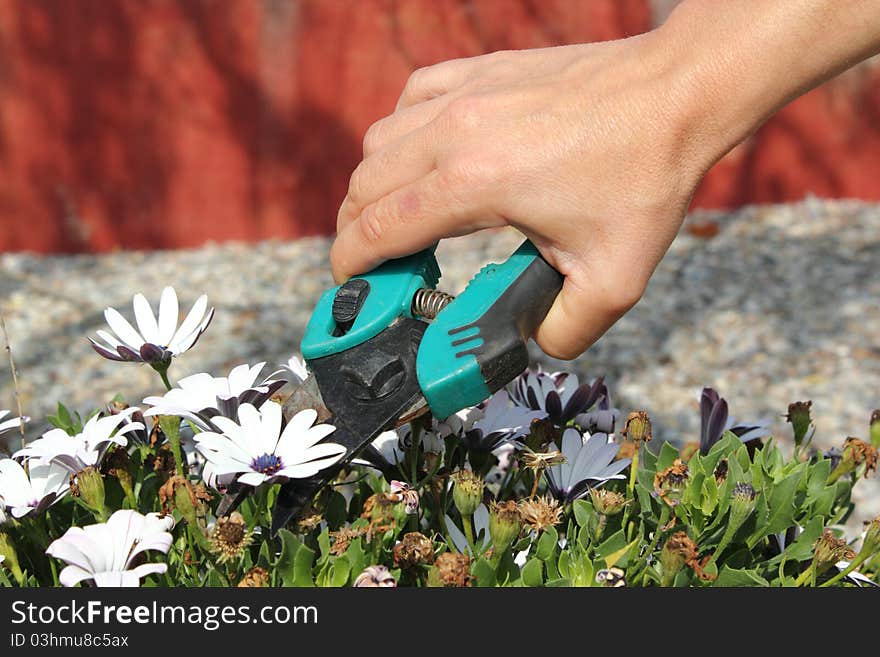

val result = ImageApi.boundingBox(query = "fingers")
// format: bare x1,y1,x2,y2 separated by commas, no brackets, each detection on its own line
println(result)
396,58,476,110
533,265,644,360
362,95,452,158
330,169,502,283
337,129,437,234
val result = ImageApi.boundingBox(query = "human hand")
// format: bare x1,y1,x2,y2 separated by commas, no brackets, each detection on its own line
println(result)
330,0,880,359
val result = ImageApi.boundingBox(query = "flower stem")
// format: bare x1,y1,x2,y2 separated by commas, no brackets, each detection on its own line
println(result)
462,513,476,554
594,514,608,543
632,505,670,585
819,552,871,587
528,466,544,499
794,565,815,587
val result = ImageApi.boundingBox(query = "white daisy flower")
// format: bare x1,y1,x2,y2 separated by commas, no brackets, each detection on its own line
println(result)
46,510,174,587
193,401,346,487
14,409,143,473
0,410,28,437
0,459,69,518
143,362,287,431
545,428,630,503
89,286,213,365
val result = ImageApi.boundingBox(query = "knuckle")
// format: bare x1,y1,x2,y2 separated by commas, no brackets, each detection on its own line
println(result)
402,66,431,98
444,95,483,129
358,204,389,247
346,164,367,205
361,120,384,156
602,275,646,316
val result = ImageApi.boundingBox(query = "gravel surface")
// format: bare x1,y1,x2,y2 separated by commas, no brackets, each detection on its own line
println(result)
2,198,878,527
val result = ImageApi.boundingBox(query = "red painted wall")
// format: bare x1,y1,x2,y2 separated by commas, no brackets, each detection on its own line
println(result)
0,0,877,253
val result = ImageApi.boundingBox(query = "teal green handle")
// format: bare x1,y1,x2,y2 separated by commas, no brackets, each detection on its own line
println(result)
416,240,563,419
301,248,439,359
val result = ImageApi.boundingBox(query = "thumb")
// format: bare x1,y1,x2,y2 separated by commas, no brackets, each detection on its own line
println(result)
533,268,642,360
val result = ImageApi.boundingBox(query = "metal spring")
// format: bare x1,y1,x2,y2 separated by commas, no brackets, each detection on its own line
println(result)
411,288,455,320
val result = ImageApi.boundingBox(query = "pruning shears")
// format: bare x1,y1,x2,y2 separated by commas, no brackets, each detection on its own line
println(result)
218,239,562,533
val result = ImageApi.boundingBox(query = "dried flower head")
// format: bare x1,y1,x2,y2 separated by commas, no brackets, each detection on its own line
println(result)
353,565,396,587
145,445,178,480
210,512,253,564
158,475,211,524
589,488,627,516
813,529,856,574
428,552,471,588
520,449,566,471
361,492,399,526
294,509,324,534
389,480,420,515
488,500,521,552
653,458,689,507
237,566,270,588
622,410,652,444
393,532,435,569
842,437,878,477
659,531,713,583
329,526,367,556
518,495,563,534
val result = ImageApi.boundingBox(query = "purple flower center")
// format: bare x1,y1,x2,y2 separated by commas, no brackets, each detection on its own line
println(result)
252,453,282,475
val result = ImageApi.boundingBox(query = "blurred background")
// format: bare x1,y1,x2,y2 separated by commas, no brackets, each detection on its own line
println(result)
0,0,879,253
1,0,879,522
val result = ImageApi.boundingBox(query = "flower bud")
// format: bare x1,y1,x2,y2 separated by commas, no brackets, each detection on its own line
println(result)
488,500,521,553
813,529,856,575
729,482,758,528
393,532,435,569
353,565,397,587
589,488,627,516
70,467,105,515
427,552,471,587
785,401,813,447
622,410,652,444
451,470,484,517
862,515,880,557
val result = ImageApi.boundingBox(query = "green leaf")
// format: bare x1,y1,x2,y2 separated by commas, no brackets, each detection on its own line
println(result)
292,543,316,587
594,529,627,560
473,558,497,587
521,558,544,587
761,470,802,535
713,566,769,587
536,527,558,561
329,556,351,587
656,442,680,472
275,529,302,586
545,578,572,587
325,491,348,530
572,499,594,528
781,516,824,563
557,550,571,579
